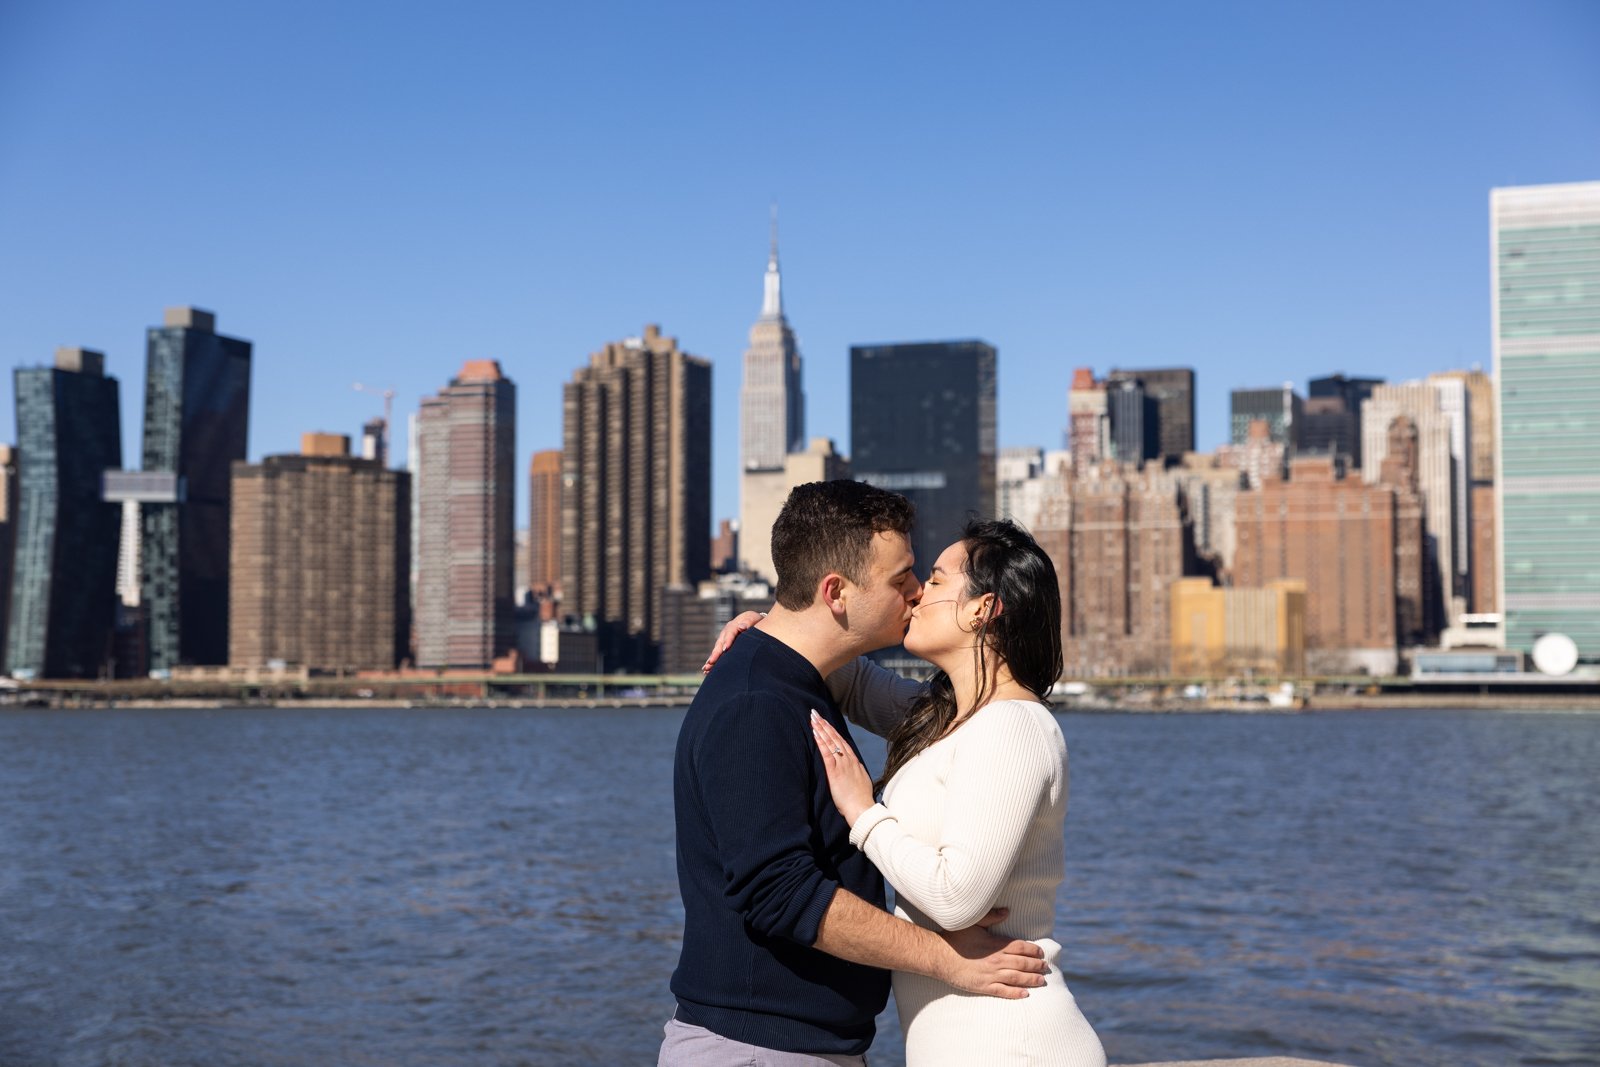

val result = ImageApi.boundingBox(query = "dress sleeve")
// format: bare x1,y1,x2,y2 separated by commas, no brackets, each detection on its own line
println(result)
847,703,1055,930
694,695,840,945
826,656,926,738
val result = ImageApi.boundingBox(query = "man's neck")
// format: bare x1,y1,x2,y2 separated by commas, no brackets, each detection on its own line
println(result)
755,606,860,680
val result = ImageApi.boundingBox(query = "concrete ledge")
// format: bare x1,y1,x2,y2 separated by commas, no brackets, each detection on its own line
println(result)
1121,1059,1352,1067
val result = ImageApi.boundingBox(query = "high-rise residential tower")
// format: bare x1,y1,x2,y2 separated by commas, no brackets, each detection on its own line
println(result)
415,361,517,668
230,433,410,670
139,307,252,671
561,325,712,671
851,341,997,574
739,214,804,580
528,449,562,593
0,444,17,669
7,348,122,678
1493,181,1600,661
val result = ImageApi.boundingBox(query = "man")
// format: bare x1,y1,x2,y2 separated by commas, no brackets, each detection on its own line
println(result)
662,480,1047,1066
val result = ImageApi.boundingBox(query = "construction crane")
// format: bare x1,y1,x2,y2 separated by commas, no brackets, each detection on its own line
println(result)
352,382,395,466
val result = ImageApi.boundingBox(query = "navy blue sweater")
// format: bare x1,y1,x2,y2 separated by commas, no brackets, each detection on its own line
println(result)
670,629,890,1055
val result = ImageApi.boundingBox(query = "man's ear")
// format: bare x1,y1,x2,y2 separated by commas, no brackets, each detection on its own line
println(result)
820,573,847,618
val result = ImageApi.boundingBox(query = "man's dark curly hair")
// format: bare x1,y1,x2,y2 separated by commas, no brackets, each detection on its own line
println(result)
770,481,916,610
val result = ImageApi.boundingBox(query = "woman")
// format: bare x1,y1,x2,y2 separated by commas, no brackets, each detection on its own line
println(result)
718,519,1104,1065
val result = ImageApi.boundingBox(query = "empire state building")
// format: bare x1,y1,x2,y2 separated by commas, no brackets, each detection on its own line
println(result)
740,214,804,470
739,211,806,580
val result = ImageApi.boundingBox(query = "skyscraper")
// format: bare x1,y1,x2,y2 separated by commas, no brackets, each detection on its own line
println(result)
1302,373,1383,466
139,307,252,670
739,214,804,579
415,360,517,668
528,449,562,593
1493,181,1600,661
0,444,16,670
230,433,410,670
740,212,803,471
561,325,712,671
7,348,122,678
1361,378,1472,636
1429,368,1497,614
1106,377,1159,467
1230,384,1304,449
1108,367,1196,458
1432,368,1496,487
851,341,997,574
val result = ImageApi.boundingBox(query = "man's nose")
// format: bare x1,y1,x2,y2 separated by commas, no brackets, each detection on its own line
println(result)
906,576,924,603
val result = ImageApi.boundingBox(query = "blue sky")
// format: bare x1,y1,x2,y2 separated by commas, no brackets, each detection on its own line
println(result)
2,0,1597,530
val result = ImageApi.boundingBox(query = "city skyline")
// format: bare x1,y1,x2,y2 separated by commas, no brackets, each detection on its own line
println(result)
2,3,1597,527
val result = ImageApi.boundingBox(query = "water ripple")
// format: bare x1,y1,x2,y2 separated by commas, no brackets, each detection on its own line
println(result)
0,706,1596,1066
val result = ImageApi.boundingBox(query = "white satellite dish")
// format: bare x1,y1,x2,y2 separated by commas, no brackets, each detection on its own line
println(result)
1531,633,1579,676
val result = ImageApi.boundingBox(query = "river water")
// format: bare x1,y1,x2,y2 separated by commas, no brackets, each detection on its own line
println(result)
0,706,1596,1067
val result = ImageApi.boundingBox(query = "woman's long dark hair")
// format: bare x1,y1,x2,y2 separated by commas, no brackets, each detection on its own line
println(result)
878,518,1064,790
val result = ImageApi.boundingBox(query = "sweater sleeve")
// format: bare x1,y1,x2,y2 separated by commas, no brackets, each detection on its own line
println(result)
826,656,926,738
694,694,840,945
848,702,1055,931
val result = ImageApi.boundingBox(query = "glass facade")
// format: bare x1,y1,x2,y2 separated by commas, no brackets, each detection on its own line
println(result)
6,362,122,678
1106,378,1159,466
850,340,998,578
1108,367,1195,457
140,319,253,671
1493,182,1600,660
1230,385,1304,449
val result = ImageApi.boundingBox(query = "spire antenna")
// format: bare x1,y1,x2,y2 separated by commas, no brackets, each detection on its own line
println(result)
760,203,784,319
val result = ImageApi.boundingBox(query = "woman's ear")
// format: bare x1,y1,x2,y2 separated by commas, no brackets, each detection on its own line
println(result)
967,593,997,631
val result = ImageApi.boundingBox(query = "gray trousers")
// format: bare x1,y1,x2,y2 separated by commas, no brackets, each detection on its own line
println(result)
658,1017,869,1067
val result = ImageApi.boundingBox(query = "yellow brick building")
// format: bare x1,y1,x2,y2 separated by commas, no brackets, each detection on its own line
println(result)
1170,577,1307,678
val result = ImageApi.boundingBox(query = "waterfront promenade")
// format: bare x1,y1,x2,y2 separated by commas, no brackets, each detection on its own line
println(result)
7,671,1600,712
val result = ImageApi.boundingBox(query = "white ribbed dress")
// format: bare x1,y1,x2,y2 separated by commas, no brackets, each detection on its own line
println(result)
838,686,1105,1066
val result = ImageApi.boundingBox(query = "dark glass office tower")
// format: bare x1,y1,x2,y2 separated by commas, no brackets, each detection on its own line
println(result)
6,348,122,678
850,340,997,575
1108,367,1195,457
1230,384,1304,449
1106,377,1160,467
140,307,252,671
1303,374,1384,466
